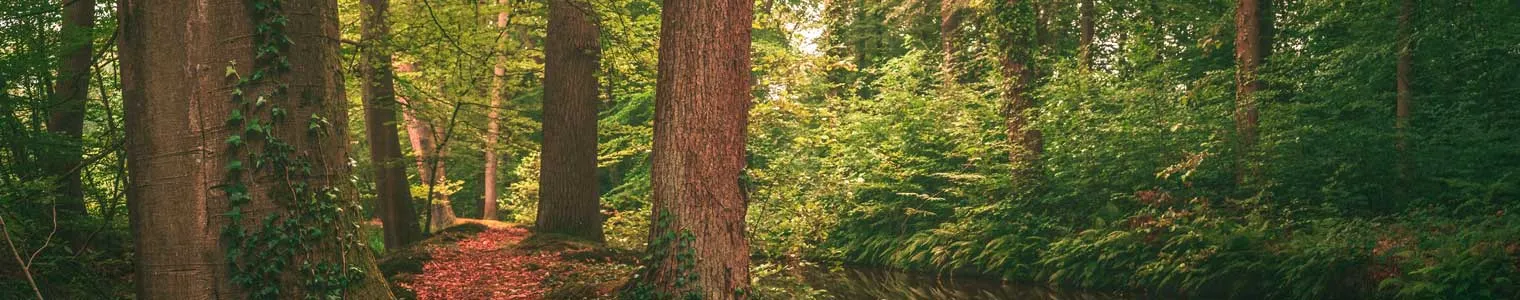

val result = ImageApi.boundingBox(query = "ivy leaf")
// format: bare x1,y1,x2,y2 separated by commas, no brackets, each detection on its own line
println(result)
226,135,243,148
227,160,244,173
227,109,244,125
224,206,243,221
225,61,239,78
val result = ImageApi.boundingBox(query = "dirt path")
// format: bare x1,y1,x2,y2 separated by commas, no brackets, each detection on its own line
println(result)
382,219,631,300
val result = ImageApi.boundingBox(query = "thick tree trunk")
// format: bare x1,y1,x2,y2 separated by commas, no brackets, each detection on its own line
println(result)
396,64,456,231
1078,0,1095,71
1395,0,1414,186
482,0,510,221
46,0,95,250
1233,0,1271,186
998,0,1043,183
642,0,754,298
361,0,423,248
537,0,604,241
120,0,392,297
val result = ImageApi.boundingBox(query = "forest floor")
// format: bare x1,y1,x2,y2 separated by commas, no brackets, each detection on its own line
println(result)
376,219,637,300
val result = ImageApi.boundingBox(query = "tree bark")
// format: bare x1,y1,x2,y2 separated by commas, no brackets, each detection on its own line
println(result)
1233,0,1271,186
1078,0,1095,71
537,0,604,241
362,0,423,248
396,64,456,231
998,0,1043,183
46,0,95,250
940,0,962,84
120,0,392,297
642,0,754,298
1395,0,1414,186
482,0,510,221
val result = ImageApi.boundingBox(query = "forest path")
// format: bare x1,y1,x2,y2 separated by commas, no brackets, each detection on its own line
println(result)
381,219,632,300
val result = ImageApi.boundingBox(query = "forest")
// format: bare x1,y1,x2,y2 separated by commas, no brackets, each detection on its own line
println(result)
1,0,1518,299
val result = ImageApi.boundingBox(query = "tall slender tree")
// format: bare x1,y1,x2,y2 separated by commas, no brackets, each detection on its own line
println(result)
537,0,604,241
46,0,95,250
483,0,511,221
1395,0,1414,187
1233,0,1272,186
639,0,755,297
396,69,457,231
1078,0,1095,71
361,0,423,248
120,0,391,297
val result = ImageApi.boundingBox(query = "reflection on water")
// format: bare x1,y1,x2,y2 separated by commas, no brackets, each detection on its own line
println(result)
759,263,1128,300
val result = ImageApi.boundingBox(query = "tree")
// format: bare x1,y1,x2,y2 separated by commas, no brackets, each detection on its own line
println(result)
1395,0,1414,185
996,0,1042,182
1233,0,1271,186
396,63,457,231
120,0,392,297
537,0,604,241
482,0,511,221
362,0,423,248
1078,0,1095,71
45,0,94,250
634,0,755,297
940,0,963,83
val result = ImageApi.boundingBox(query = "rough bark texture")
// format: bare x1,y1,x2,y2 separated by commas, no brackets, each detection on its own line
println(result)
537,0,604,241
1078,0,1095,71
396,76,456,231
361,0,423,248
999,0,1043,182
120,0,392,298
1233,0,1271,186
1395,0,1414,184
46,0,95,250
645,0,755,298
482,0,510,221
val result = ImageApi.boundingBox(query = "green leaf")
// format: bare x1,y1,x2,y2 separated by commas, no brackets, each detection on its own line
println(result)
226,135,243,148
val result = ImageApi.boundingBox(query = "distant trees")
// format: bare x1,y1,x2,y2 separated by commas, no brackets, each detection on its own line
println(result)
537,0,605,241
637,0,755,297
119,0,390,297
361,0,423,248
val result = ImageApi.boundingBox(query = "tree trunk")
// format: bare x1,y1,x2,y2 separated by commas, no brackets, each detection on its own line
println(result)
998,0,1043,183
46,0,95,251
641,0,754,298
120,0,392,297
1395,0,1414,187
482,0,510,221
537,0,604,241
940,0,962,84
1078,0,1095,71
1233,0,1271,186
362,0,423,248
396,64,456,231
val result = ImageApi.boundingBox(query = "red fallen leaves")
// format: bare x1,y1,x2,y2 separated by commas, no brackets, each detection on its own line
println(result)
402,227,565,300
